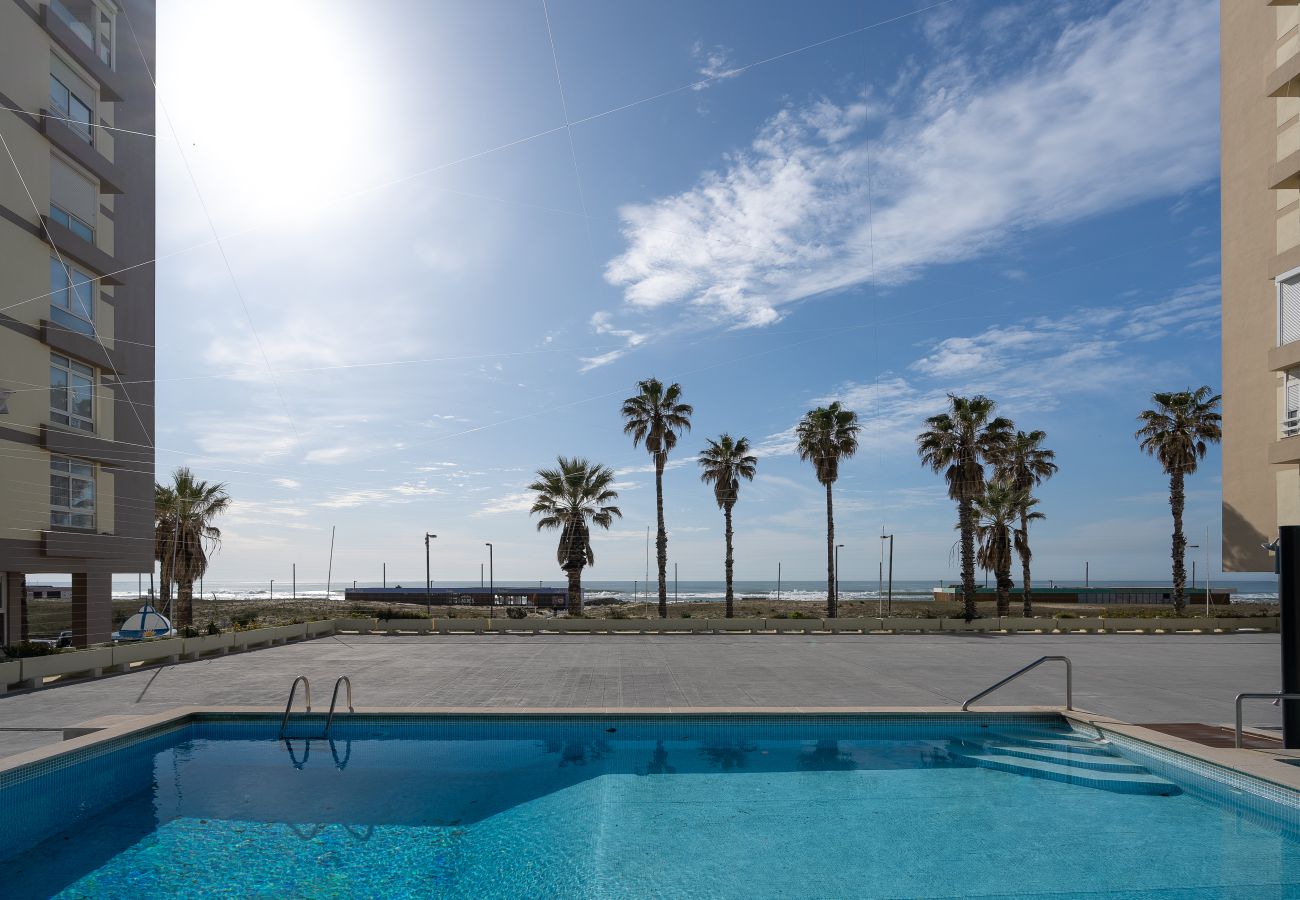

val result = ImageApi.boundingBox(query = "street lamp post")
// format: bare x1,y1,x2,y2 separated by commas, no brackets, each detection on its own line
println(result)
1189,544,1199,614
270,579,274,602
485,542,494,619
424,532,437,615
881,534,894,616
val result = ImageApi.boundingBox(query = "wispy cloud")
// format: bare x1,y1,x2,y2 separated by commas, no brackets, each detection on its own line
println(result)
602,0,1218,332
475,492,535,516
691,42,742,89
579,311,651,371
316,482,441,509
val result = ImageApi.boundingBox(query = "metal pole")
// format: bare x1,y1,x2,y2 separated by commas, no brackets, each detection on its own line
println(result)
383,563,386,589
887,534,894,615
835,544,844,603
777,562,781,602
485,543,494,618
1205,526,1212,617
270,580,274,602
674,563,678,604
1279,526,1300,748
326,526,336,600
1085,561,1089,588
425,533,437,615
292,563,296,600
480,563,484,589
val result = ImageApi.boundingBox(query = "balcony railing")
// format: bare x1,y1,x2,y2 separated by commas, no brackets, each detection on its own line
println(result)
1284,412,1300,440
49,0,95,52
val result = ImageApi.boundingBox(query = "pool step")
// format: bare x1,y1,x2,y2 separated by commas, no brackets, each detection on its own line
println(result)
951,750,1180,795
984,732,1115,757
978,742,1148,773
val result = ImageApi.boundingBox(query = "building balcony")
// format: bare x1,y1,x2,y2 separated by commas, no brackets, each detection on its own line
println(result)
41,2,122,102
40,318,123,373
1271,431,1300,464
40,112,124,193
1269,340,1300,372
1271,148,1300,191
40,215,122,284
41,528,118,559
40,423,147,468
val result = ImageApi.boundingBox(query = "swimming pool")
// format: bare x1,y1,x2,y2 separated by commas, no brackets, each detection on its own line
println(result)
1,713,1297,898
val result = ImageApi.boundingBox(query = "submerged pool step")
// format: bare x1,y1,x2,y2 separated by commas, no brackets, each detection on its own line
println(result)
952,751,1180,795
983,732,1115,757
977,742,1148,773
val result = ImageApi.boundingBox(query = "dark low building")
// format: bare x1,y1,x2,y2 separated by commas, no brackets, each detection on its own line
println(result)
344,586,572,610
932,586,1235,605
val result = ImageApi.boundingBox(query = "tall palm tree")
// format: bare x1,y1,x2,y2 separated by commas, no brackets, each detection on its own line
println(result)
154,482,177,614
974,484,1042,618
917,395,1014,622
1136,386,1222,614
528,457,622,615
697,434,758,618
993,430,1058,616
153,468,230,627
621,378,693,617
796,402,861,618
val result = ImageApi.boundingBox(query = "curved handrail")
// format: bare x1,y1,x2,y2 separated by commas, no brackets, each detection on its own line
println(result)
962,656,1072,711
1234,692,1300,748
324,675,353,736
279,675,312,737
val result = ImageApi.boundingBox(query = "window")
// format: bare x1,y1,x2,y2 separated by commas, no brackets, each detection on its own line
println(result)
1287,373,1300,439
50,156,97,241
1280,273,1300,346
50,0,115,68
50,456,95,529
49,257,95,336
49,74,93,143
50,205,93,241
50,353,94,432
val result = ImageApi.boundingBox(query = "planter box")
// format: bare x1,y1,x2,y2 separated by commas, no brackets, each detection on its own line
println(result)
21,647,113,685
555,619,601,633
880,618,941,632
435,618,485,634
0,659,21,691
940,619,993,632
708,617,765,632
768,618,823,633
998,617,1051,632
182,633,233,658
112,638,184,668
823,618,878,633
375,618,432,634
487,618,546,633
333,618,378,633
653,618,706,633
306,620,337,637
1055,617,1107,633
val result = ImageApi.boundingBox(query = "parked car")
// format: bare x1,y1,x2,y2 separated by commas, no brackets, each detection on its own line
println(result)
28,630,73,649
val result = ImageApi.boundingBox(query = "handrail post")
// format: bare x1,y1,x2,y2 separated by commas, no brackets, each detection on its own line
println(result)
279,675,311,737
324,675,354,736
1235,692,1300,748
963,656,1073,711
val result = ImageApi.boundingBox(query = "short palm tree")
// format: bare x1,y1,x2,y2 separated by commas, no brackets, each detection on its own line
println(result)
796,402,860,618
528,457,622,615
621,378,693,618
917,395,1014,622
974,484,1041,618
1136,386,1222,613
697,434,758,618
153,468,230,627
993,430,1058,616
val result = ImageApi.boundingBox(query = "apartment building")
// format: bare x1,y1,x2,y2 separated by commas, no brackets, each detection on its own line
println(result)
0,0,154,645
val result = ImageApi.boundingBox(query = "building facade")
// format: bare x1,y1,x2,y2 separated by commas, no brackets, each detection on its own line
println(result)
1221,1,1300,573
0,0,154,646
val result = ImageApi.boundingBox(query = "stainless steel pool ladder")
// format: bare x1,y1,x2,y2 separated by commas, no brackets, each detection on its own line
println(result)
962,656,1072,711
279,674,354,738
1234,692,1300,748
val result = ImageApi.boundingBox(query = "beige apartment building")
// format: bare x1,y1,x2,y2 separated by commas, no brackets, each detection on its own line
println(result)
0,0,154,645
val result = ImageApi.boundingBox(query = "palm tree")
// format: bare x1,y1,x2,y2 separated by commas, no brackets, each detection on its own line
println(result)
153,468,230,627
795,402,861,618
528,456,622,615
993,430,1058,616
697,434,758,618
1136,386,1222,614
917,395,1014,622
974,484,1042,618
621,378,693,617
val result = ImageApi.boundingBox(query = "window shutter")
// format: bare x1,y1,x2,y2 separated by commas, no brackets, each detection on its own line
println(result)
50,157,97,226
1282,278,1300,345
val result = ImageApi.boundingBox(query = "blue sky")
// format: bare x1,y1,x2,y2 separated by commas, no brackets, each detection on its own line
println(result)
141,0,1239,586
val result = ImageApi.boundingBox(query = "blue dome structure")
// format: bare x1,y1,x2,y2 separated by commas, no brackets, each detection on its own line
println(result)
113,604,175,641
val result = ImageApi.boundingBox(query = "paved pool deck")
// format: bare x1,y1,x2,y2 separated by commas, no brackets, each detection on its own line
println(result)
0,632,1285,760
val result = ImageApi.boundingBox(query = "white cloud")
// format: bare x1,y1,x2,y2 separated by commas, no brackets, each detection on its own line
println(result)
579,311,650,371
603,0,1218,331
475,492,535,516
272,477,301,489
316,481,442,509
691,42,742,89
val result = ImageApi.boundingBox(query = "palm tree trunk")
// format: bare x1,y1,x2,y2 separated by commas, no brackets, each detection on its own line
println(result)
177,580,194,627
825,481,836,619
565,566,583,616
1170,470,1186,614
655,453,668,618
724,504,735,618
959,498,977,622
1019,512,1033,617
995,538,1011,618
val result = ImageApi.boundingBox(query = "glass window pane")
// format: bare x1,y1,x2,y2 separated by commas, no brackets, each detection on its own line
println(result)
72,513,93,528
72,382,92,420
50,206,69,228
51,366,68,413
50,258,68,309
71,461,93,478
50,76,68,114
51,511,70,527
70,217,92,241
51,307,94,336
71,359,92,377
51,474,70,509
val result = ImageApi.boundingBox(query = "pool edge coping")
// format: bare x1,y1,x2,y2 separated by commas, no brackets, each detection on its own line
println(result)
2,705,1298,796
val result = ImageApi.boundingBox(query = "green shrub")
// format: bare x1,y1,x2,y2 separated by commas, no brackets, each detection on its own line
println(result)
377,607,428,620
2,642,61,659
506,607,527,620
179,625,201,638
206,621,222,635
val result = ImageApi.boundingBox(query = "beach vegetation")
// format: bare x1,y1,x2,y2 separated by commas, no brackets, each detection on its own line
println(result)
621,378,693,617
992,430,1057,616
1135,386,1222,614
697,433,758,618
796,402,861,618
974,483,1041,617
917,395,1013,622
154,468,231,627
528,456,623,615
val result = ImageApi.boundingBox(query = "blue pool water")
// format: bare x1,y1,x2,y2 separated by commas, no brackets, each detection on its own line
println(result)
1,714,1298,899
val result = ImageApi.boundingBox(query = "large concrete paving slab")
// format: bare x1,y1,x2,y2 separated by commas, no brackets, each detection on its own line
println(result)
0,632,1283,759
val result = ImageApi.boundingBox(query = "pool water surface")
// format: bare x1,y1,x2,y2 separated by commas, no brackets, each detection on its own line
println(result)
1,715,1297,898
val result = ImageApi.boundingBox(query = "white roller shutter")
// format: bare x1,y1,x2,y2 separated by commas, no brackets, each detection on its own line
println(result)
50,156,97,226
1281,277,1300,345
